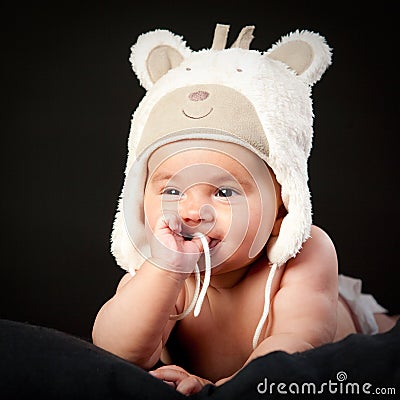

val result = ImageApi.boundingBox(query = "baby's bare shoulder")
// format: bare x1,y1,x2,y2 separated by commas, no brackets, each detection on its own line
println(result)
293,225,336,265
281,225,338,287
309,225,336,251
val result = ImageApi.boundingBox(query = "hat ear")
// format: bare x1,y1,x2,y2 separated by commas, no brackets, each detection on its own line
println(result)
265,30,332,86
129,29,192,90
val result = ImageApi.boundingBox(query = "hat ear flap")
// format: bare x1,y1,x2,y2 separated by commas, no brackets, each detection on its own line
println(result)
130,29,192,90
265,30,332,86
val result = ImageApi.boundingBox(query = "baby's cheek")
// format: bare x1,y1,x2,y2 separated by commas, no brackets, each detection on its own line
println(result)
217,214,232,240
144,199,160,231
227,204,250,238
247,194,275,258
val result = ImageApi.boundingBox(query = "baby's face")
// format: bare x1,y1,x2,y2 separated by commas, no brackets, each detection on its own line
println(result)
144,140,277,273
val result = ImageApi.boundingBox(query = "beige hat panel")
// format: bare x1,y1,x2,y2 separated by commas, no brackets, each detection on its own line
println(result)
137,84,268,157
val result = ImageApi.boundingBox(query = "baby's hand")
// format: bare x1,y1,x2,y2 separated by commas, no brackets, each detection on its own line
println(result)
146,214,208,274
149,365,212,395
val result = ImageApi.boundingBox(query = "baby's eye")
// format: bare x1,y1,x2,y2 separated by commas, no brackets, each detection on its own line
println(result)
215,188,238,198
162,188,181,196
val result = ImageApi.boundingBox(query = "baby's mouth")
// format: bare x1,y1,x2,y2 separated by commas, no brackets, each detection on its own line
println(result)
208,238,221,250
182,234,221,251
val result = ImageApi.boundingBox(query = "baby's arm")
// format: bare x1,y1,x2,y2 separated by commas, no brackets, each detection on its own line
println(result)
92,215,204,369
92,263,185,369
214,225,338,387
246,225,338,363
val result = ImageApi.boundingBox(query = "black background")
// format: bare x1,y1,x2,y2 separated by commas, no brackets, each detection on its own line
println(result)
2,1,398,341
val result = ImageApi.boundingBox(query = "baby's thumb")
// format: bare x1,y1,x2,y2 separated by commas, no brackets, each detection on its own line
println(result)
162,213,181,234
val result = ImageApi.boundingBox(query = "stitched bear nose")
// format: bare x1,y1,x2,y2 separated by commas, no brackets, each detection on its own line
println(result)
188,90,209,101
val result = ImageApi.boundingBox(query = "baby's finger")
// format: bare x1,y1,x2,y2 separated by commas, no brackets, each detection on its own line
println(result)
153,214,179,235
176,376,204,395
152,364,188,373
149,367,188,385
163,213,181,234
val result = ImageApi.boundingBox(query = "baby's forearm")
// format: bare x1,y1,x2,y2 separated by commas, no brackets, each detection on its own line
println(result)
92,260,184,368
215,333,315,387
247,333,315,363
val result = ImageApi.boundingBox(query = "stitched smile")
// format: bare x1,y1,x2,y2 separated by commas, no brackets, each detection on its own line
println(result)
182,107,213,119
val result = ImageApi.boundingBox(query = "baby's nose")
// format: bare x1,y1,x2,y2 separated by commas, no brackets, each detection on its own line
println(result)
188,90,209,102
179,200,215,226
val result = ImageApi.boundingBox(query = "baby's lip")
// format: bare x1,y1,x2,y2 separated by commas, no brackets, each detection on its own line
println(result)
208,238,221,250
181,232,221,250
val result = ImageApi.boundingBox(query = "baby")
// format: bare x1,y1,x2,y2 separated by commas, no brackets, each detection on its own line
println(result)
92,25,394,395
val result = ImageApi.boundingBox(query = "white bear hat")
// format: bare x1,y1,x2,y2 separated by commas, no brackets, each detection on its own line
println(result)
111,23,332,272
